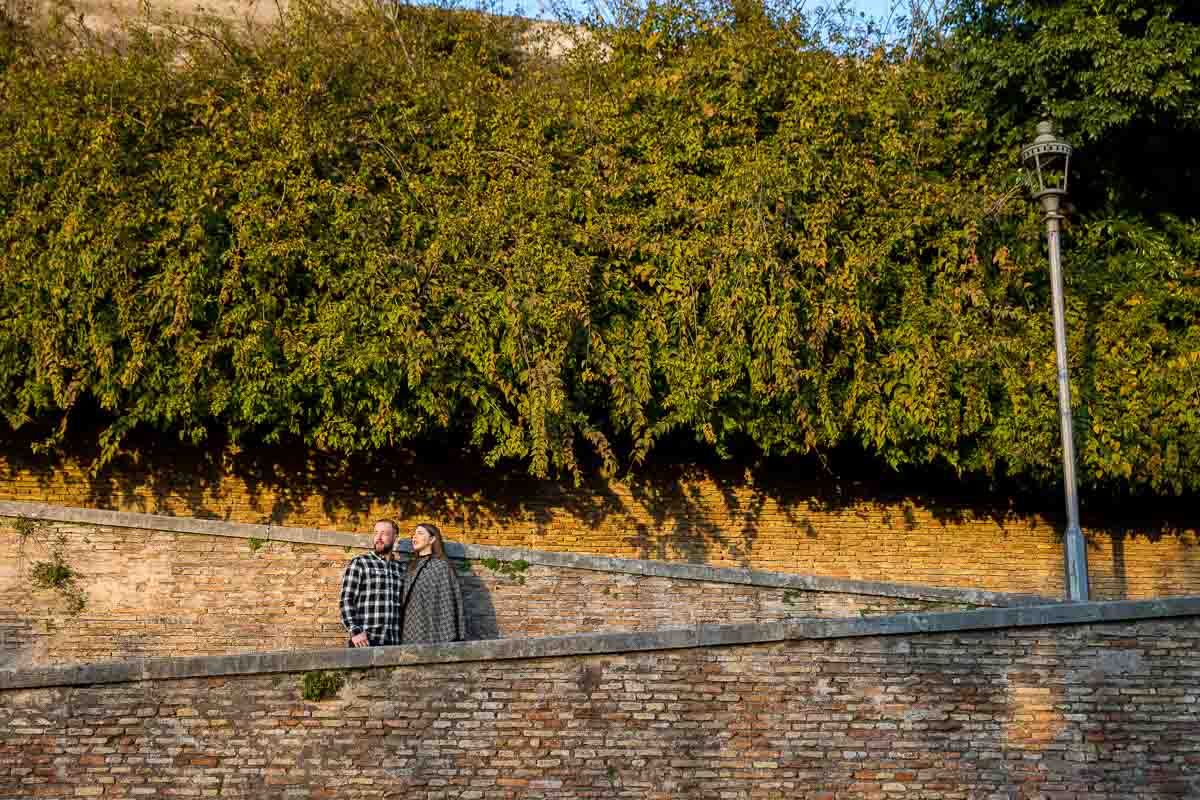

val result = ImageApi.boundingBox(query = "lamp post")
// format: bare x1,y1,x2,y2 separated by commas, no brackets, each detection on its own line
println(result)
1021,120,1089,602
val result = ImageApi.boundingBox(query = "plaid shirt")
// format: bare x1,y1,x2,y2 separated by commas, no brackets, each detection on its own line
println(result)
339,552,404,645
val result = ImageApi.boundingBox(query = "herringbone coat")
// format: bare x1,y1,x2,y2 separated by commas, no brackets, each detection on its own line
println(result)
400,556,465,644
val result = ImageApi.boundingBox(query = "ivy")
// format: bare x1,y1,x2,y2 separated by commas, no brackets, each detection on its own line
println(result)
301,670,345,702
12,518,87,613
0,0,1196,495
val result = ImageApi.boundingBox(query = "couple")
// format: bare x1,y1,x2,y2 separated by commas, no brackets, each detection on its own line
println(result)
339,520,465,647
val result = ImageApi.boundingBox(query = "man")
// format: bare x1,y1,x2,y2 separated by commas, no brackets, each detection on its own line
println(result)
339,519,404,647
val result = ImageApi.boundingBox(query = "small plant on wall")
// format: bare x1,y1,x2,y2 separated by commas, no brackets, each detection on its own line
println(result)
13,517,87,614
30,543,86,613
480,558,529,585
302,670,345,701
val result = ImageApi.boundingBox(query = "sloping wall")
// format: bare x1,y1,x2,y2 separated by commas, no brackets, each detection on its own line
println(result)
1,503,1033,668
3,599,1198,798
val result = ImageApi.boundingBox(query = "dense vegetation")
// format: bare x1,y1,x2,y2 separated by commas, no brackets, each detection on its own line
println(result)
0,0,1197,493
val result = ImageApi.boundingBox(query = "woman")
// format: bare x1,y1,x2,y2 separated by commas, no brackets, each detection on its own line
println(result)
399,523,466,644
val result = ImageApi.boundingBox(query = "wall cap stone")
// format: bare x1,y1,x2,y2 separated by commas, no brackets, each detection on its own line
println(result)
3,596,1198,691
0,499,1052,606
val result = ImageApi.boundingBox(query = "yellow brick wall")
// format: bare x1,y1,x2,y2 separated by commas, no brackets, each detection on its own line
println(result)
1,441,1196,601
0,520,969,667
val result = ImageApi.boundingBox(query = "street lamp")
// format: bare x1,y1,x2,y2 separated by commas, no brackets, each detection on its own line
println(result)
1021,120,1089,602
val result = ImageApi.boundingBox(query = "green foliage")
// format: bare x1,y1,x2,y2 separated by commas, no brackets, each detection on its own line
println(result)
24,530,87,613
0,0,1196,495
1072,217,1200,493
950,0,1200,143
301,669,344,701
30,554,73,589
0,0,33,71
480,557,529,584
947,0,1200,217
248,536,265,552
943,0,1200,494
11,514,40,541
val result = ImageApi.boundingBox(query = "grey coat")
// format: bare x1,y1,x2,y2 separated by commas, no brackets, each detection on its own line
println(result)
400,556,465,644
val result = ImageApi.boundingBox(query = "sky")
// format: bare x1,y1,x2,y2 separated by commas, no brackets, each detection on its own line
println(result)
445,0,925,46
850,0,899,21
512,0,907,25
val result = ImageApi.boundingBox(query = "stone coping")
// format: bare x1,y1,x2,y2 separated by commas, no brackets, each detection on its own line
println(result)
3,597,1197,691
0,500,1051,607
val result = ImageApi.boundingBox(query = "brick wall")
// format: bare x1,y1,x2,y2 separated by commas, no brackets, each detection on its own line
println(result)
2,440,1197,601
0,518,970,668
2,614,1197,798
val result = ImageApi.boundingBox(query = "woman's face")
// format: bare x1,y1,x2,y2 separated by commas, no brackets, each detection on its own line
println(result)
412,525,435,554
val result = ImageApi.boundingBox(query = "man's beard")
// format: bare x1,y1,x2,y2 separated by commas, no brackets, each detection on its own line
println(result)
374,541,394,555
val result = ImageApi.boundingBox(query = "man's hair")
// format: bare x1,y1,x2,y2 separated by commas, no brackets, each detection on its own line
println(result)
374,519,399,537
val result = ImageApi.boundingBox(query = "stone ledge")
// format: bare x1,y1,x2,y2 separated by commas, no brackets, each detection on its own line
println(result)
0,500,1052,607
0,500,362,548
3,597,1197,691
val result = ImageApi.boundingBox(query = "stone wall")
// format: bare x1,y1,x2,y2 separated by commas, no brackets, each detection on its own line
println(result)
2,599,1198,799
1,506,1024,668
2,441,1197,602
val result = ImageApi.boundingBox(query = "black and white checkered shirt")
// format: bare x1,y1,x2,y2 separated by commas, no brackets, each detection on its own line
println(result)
339,552,404,645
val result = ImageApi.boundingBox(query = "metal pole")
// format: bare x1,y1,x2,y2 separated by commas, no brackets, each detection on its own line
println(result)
1040,192,1089,602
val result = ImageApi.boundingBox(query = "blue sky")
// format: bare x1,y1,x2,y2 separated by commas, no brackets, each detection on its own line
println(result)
858,0,899,19
835,0,898,23
510,0,905,25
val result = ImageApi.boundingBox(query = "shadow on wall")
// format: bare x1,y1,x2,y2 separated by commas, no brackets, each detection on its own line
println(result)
455,565,499,641
0,428,1197,588
0,620,40,670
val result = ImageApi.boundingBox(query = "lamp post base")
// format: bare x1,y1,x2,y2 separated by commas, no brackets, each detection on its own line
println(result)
1064,523,1089,602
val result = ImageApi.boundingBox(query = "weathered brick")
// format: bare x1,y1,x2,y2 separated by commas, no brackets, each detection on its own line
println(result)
4,618,1199,798
3,514,990,666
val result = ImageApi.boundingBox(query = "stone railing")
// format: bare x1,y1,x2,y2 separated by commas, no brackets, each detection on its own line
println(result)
3,597,1199,798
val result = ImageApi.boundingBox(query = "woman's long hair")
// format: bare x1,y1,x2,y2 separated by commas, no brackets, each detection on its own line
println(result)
408,522,447,572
